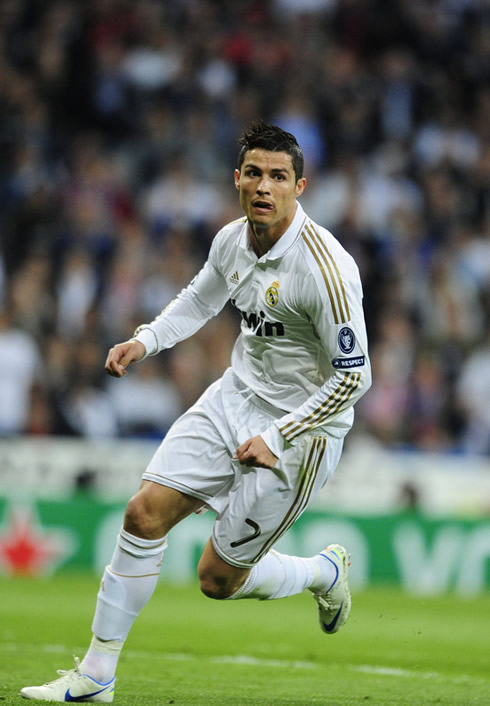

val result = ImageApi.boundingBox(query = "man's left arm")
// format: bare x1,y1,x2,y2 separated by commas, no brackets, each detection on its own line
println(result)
259,261,372,462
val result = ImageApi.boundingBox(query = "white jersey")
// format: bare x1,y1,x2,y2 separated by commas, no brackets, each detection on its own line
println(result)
135,202,371,458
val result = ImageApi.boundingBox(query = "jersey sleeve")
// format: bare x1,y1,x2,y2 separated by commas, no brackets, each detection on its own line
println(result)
261,243,372,458
133,236,229,356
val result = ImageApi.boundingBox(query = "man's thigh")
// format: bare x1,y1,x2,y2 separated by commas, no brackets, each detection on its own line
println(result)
212,433,344,568
124,481,204,537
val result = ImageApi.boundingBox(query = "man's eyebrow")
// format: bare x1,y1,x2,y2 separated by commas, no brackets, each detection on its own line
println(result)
244,163,291,174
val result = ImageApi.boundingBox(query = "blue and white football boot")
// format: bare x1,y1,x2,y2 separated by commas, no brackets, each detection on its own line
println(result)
312,544,351,634
20,657,115,702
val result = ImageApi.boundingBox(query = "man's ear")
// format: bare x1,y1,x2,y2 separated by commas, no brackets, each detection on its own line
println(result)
296,177,307,197
234,168,241,190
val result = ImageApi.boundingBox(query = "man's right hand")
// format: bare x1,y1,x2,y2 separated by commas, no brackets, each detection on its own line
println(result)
104,339,146,378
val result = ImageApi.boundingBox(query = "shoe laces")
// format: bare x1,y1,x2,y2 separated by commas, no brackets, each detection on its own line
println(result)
53,656,82,681
314,592,333,609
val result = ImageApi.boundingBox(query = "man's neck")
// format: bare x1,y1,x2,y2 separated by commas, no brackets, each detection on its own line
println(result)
247,204,298,257
248,224,271,257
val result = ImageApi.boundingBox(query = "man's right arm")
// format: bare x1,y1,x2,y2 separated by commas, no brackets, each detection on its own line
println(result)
105,233,230,378
133,252,229,358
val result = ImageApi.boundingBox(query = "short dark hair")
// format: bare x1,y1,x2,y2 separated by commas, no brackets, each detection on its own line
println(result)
237,120,304,181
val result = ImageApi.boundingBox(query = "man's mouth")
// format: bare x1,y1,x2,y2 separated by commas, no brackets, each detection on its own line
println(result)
252,200,274,212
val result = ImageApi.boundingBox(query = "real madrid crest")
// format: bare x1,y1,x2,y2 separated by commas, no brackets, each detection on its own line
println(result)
266,281,280,307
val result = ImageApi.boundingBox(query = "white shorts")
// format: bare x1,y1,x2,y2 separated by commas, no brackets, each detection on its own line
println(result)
143,367,343,568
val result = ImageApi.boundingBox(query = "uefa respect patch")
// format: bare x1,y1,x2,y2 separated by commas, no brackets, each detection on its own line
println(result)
338,326,355,354
332,356,365,369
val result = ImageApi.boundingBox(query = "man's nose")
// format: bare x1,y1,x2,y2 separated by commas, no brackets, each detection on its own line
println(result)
257,179,270,193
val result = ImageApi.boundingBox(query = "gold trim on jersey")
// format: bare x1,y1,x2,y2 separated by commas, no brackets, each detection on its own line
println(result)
279,372,361,442
251,436,327,563
302,223,350,324
225,216,247,227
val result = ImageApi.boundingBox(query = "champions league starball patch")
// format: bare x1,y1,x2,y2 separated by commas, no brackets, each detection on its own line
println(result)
338,326,355,354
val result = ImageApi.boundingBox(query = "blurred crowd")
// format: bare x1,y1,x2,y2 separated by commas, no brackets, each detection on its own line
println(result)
0,0,490,454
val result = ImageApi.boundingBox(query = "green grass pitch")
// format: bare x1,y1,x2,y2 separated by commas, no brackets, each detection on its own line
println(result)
0,575,488,705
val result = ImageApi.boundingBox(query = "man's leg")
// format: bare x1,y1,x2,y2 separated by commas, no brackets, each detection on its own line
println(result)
198,538,338,600
198,428,351,632
84,482,203,681
20,482,203,702
198,538,351,636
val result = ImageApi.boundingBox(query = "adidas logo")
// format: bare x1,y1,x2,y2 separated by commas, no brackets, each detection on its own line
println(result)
229,271,240,285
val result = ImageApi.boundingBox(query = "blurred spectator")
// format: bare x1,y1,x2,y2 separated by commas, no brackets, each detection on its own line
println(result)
456,332,490,455
274,93,327,172
57,249,98,339
9,251,56,340
273,0,336,16
406,350,451,451
138,227,202,318
379,48,416,142
413,109,481,171
300,150,358,230
122,27,182,94
455,219,490,292
142,157,225,237
416,252,484,346
356,144,423,235
358,307,416,444
60,339,118,438
0,307,43,435
106,357,182,438
167,339,214,411
0,252,5,302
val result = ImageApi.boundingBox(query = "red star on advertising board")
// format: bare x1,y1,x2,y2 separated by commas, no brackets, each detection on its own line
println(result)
0,505,74,576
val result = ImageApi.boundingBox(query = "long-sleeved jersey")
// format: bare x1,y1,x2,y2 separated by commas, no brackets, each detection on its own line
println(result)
134,202,371,457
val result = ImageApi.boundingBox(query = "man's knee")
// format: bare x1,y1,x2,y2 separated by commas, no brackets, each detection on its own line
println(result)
199,580,231,600
198,562,249,600
124,493,153,537
124,490,168,538
198,567,234,600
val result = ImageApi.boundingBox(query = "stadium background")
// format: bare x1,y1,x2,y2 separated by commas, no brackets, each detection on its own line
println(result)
0,0,489,594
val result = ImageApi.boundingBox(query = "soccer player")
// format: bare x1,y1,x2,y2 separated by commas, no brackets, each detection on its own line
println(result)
21,121,371,702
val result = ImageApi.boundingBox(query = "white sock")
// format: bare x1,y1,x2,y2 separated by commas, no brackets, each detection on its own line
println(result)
80,636,123,684
229,549,337,600
81,528,167,683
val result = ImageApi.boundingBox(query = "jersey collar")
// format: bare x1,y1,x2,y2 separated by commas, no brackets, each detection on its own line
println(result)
240,201,307,262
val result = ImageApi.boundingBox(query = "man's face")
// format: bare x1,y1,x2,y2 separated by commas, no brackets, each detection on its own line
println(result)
234,148,306,243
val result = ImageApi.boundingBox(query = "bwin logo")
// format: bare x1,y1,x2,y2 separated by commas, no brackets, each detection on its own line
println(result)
231,300,284,337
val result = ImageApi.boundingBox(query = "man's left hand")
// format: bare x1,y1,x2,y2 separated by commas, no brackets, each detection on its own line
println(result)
234,436,278,469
